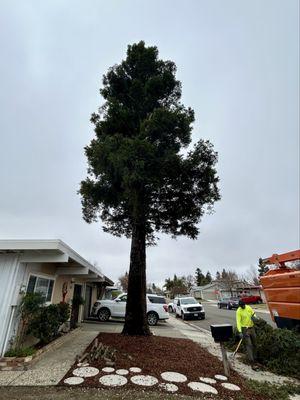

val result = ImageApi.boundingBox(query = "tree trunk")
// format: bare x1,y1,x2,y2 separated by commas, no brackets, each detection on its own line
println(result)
122,220,151,336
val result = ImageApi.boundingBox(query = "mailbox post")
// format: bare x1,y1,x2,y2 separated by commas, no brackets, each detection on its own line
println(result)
210,324,233,377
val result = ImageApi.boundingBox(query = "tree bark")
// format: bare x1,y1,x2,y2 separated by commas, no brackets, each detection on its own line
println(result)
122,219,151,335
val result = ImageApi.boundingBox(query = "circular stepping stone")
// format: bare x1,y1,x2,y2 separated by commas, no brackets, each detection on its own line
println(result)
159,383,178,392
188,381,218,394
73,367,99,377
221,382,241,391
199,377,217,384
131,375,158,386
116,369,129,376
99,374,127,387
102,367,115,373
161,371,187,383
214,374,228,381
129,367,142,373
64,376,84,385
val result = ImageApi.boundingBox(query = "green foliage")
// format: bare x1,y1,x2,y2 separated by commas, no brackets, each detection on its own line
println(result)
226,319,300,378
164,274,188,297
28,303,70,345
258,257,269,276
20,292,45,318
80,41,220,244
72,295,85,307
195,268,212,286
5,347,36,357
246,380,300,400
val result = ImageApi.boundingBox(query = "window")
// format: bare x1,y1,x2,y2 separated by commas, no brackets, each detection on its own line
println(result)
26,275,54,302
119,295,127,302
148,296,166,304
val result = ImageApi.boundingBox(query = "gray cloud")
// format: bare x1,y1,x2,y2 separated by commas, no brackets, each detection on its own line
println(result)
0,0,299,285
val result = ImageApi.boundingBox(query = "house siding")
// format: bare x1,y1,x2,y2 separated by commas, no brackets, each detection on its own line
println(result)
0,254,26,356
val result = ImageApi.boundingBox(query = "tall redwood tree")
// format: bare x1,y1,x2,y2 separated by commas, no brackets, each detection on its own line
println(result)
80,42,220,335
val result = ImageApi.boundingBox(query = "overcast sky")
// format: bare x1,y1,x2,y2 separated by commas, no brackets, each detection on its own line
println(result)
0,0,299,286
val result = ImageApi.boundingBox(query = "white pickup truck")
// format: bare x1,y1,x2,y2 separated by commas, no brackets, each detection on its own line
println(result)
175,296,205,320
91,293,169,326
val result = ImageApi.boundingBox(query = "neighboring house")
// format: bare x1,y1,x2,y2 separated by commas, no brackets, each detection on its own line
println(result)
190,281,264,301
0,239,113,356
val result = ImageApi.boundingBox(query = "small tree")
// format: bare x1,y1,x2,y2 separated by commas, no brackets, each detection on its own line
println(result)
258,257,269,276
195,268,206,286
119,272,129,292
205,271,212,284
80,41,220,335
216,271,221,280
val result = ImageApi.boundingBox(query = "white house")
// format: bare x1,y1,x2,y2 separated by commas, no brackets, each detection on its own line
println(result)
0,239,113,356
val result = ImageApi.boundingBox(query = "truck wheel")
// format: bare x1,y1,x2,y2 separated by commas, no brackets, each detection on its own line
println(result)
226,304,231,310
147,312,158,326
168,306,173,313
97,308,110,322
257,299,262,304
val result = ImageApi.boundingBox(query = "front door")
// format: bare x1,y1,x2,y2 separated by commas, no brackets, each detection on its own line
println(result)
71,284,82,328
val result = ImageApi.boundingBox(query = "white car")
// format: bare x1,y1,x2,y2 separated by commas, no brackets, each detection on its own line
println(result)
175,297,205,320
91,293,169,326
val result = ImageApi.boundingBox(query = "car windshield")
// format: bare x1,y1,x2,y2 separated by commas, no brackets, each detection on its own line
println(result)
180,298,198,305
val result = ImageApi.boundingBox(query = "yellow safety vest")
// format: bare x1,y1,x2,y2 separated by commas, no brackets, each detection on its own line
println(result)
236,305,256,333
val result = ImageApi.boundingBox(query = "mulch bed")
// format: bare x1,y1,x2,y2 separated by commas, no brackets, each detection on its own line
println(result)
60,333,268,399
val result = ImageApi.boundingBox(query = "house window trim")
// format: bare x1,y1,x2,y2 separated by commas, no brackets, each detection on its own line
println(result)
26,273,55,304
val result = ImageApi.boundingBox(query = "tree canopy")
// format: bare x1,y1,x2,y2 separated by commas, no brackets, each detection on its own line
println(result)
80,41,220,245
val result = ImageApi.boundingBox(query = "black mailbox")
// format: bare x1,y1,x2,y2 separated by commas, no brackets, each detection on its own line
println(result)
210,324,233,343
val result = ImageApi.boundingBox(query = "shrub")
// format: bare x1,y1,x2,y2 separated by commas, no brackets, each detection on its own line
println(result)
28,303,70,345
246,380,300,400
5,347,36,357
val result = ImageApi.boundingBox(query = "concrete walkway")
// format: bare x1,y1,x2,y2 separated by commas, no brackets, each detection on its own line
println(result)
0,328,99,386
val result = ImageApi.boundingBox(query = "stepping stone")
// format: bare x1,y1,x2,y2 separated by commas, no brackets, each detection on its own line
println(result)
64,377,84,385
116,369,129,376
102,367,115,373
129,367,142,373
131,375,158,386
159,383,178,392
73,367,99,377
199,377,217,384
188,381,218,394
161,371,187,383
214,374,228,381
99,374,127,387
221,382,241,391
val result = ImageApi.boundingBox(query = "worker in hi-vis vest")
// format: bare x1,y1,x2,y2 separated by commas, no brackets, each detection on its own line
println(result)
236,300,259,369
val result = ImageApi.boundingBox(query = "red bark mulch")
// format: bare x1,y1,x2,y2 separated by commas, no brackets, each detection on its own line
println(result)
60,333,268,399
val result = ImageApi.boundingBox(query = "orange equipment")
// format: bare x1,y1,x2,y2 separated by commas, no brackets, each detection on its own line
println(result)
260,249,300,330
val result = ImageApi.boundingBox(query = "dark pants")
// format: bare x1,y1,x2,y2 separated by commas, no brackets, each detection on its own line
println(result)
242,327,257,363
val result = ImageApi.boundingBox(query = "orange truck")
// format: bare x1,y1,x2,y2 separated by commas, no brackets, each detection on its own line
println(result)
260,250,300,330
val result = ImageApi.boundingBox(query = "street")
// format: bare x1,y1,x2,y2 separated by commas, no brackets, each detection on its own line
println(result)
177,302,276,331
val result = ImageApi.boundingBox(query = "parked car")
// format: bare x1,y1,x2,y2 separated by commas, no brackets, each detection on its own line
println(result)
175,297,205,320
217,297,239,310
168,297,179,313
240,295,263,304
91,293,169,326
